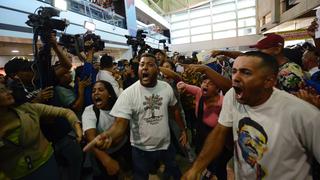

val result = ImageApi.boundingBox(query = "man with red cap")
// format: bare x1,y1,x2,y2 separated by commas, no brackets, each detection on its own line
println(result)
211,33,304,93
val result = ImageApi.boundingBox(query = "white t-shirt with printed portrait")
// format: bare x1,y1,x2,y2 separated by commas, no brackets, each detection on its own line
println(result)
110,80,177,151
218,88,320,180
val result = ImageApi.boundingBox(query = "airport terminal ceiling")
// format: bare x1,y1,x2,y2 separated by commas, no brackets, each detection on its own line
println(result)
142,0,209,14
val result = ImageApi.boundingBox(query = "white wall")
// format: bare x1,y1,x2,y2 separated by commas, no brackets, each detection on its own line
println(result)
172,34,262,53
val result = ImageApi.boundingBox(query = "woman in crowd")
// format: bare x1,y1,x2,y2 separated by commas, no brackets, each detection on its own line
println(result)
82,80,131,180
0,83,82,180
177,74,232,180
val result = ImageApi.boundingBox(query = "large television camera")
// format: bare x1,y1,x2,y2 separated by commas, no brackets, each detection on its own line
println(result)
26,7,68,43
26,7,69,88
125,29,154,58
59,32,105,56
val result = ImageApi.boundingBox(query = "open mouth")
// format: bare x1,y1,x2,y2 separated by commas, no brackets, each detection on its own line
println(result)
202,88,208,95
233,86,244,99
94,96,103,106
142,72,150,81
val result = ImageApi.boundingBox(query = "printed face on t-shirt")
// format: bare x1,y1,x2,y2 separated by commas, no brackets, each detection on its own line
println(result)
138,56,159,87
237,117,268,168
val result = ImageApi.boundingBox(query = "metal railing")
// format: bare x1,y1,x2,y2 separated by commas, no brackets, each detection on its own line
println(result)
37,0,125,28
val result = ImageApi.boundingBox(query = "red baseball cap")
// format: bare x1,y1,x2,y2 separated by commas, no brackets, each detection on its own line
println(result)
250,33,284,49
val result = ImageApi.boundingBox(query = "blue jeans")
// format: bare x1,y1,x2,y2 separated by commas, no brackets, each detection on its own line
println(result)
132,144,182,180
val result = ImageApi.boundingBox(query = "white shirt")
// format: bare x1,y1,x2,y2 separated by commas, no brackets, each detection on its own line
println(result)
82,105,127,153
219,88,320,180
96,70,121,97
110,80,177,151
309,66,320,76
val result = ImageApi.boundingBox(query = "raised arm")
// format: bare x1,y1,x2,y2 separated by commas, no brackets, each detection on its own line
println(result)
307,19,320,54
159,67,182,80
85,129,120,175
211,50,242,59
185,64,232,94
50,34,72,70
84,117,129,151
33,103,82,142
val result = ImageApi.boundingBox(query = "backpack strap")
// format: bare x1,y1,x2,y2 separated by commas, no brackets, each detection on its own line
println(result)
197,96,204,121
92,105,100,127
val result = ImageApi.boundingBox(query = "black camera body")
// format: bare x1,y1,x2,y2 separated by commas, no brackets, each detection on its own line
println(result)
59,32,105,55
83,33,105,52
125,29,154,57
26,7,68,43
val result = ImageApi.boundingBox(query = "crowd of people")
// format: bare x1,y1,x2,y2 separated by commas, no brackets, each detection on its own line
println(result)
0,19,320,180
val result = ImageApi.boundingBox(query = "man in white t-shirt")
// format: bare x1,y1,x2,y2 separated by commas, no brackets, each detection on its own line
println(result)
96,54,122,96
182,51,320,180
86,53,188,180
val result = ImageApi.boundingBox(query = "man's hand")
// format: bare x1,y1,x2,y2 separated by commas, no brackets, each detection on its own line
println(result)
179,130,188,147
307,18,318,38
73,121,83,143
181,167,201,180
83,132,112,152
34,86,54,103
78,77,91,90
185,64,209,74
102,157,120,175
176,81,186,93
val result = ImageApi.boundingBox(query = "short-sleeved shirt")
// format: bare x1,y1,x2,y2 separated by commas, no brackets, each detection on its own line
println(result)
110,80,177,151
277,62,304,93
82,105,127,153
219,88,320,180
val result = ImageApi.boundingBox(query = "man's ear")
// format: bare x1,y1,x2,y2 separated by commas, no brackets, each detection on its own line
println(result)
264,74,277,88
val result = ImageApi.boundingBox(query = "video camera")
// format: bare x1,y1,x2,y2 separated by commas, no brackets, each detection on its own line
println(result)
59,32,105,55
125,29,154,58
26,7,69,88
26,7,68,43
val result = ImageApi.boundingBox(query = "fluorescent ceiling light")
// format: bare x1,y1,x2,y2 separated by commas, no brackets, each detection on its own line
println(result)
54,0,67,11
84,21,96,32
11,50,19,53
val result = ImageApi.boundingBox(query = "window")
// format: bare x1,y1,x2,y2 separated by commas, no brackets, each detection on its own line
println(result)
212,12,236,23
237,0,255,9
171,29,189,38
171,21,189,30
190,7,211,19
191,33,212,42
238,17,256,28
237,8,256,18
191,25,211,35
169,0,257,44
213,30,236,39
238,27,256,36
171,12,189,22
172,37,190,44
190,16,211,26
212,3,236,14
212,21,236,31
212,0,235,6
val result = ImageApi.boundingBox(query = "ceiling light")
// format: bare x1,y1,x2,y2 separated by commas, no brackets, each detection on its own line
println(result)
11,50,19,53
54,0,67,11
84,21,96,32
